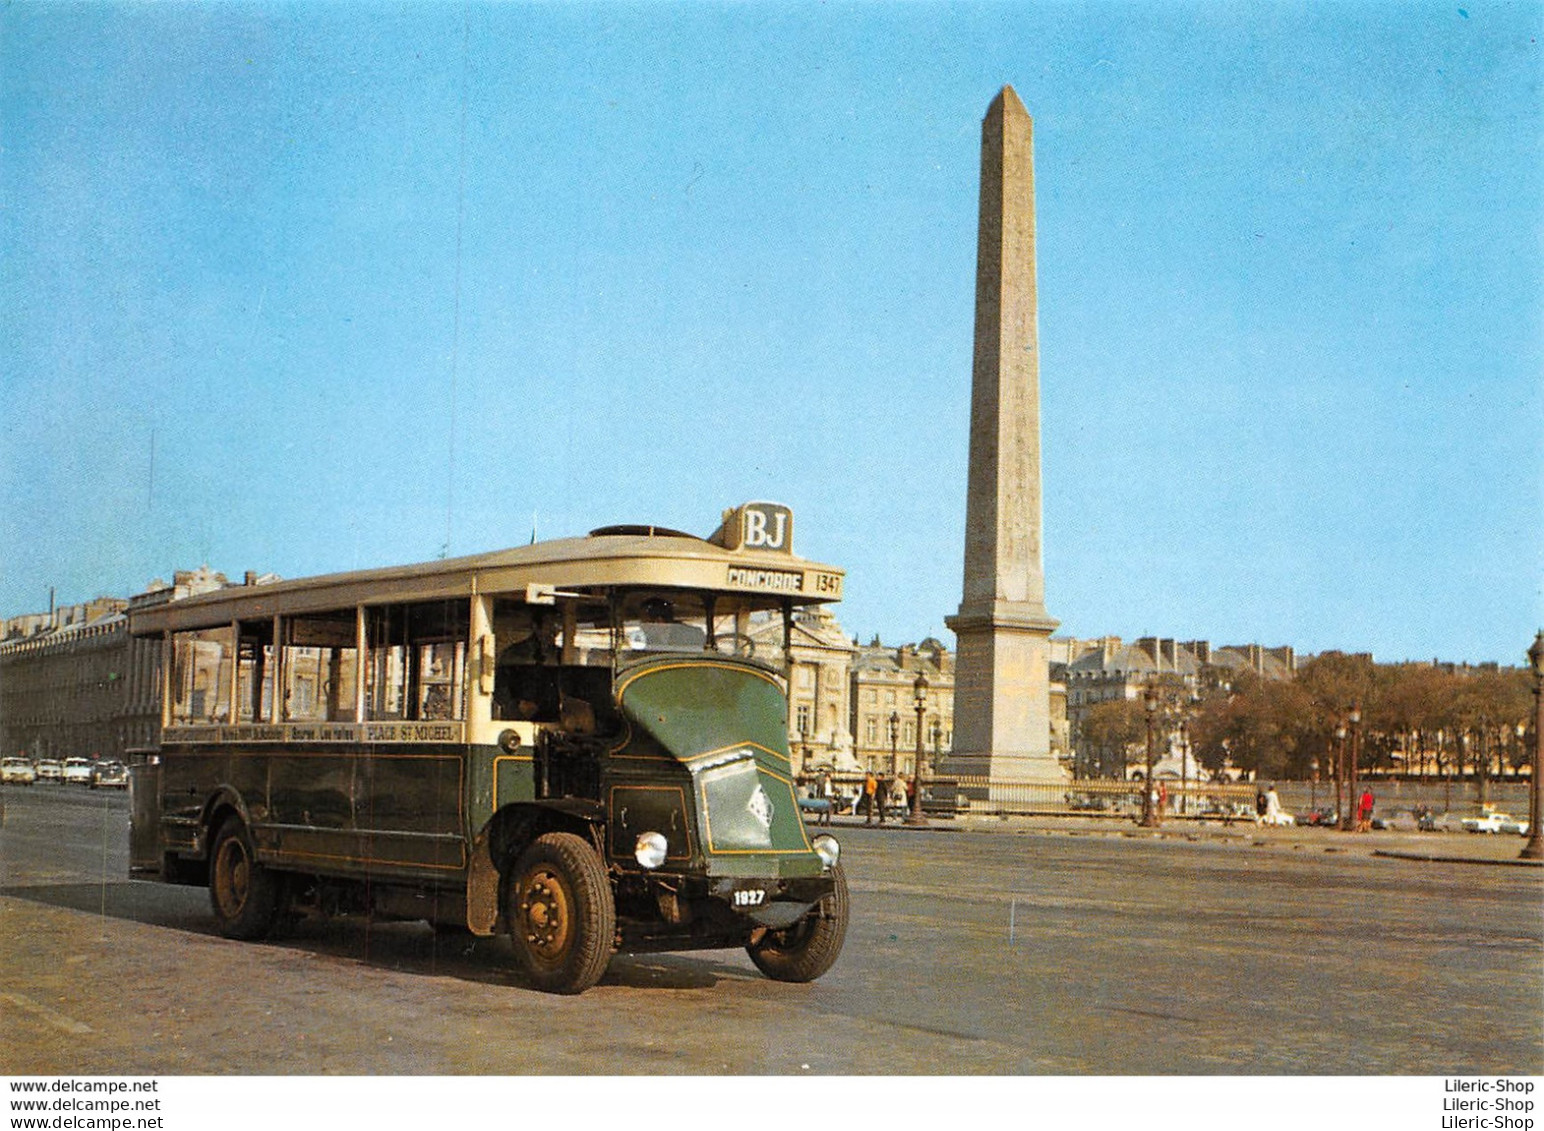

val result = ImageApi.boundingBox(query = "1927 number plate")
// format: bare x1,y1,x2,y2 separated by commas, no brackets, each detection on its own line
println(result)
731,889,766,907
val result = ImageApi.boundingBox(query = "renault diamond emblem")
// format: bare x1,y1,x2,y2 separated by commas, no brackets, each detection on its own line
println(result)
747,783,775,829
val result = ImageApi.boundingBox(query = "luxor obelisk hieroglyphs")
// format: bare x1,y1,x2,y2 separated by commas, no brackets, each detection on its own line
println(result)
945,86,1068,788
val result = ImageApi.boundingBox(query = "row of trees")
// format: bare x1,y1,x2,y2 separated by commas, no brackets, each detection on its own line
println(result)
1075,652,1536,783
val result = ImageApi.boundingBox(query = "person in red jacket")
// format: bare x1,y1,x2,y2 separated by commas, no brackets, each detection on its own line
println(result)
1357,788,1375,832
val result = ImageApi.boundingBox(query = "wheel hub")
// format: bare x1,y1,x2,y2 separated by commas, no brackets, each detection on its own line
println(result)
519,868,571,959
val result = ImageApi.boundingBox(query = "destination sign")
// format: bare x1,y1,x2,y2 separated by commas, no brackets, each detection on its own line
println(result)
725,567,805,593
163,721,464,744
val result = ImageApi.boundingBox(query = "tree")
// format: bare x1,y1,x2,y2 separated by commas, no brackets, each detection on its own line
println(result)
1191,671,1314,781
1077,698,1146,778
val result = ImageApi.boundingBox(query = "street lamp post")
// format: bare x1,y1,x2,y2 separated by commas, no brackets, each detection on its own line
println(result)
908,672,929,826
1139,683,1160,828
1334,721,1347,825
1521,632,1544,860
1179,719,1189,818
888,711,900,779
1342,703,1362,832
1310,757,1319,811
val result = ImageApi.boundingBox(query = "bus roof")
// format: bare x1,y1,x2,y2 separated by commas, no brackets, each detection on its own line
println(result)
128,522,845,637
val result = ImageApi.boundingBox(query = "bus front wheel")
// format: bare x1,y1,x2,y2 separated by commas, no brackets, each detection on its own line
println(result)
209,815,280,940
504,832,615,994
747,863,849,983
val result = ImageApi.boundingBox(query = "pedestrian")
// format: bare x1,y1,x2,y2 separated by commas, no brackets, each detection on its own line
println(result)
876,772,890,824
889,774,909,818
1255,787,1269,826
863,769,878,826
1264,783,1288,826
817,770,834,826
1357,787,1375,832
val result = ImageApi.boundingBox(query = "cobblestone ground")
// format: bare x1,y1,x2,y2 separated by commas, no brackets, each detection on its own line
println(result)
1,786,1539,1075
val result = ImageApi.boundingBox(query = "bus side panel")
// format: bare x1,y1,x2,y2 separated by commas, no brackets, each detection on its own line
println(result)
252,744,466,882
353,745,468,876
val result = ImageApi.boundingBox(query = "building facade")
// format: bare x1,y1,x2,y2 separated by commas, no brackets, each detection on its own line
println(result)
849,637,955,776
1058,635,1296,779
0,568,231,763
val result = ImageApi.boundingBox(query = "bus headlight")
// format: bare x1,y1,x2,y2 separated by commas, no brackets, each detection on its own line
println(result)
634,831,668,870
811,834,840,869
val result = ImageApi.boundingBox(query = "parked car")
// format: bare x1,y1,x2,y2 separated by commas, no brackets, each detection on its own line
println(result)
1,757,37,785
1461,809,1529,835
61,757,93,785
89,760,129,789
34,759,64,784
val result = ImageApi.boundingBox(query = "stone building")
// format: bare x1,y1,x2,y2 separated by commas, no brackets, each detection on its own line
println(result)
0,568,231,763
849,637,954,775
1058,635,1296,779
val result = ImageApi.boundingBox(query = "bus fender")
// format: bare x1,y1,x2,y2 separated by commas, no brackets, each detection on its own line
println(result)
473,800,608,935
198,786,254,857
466,829,499,937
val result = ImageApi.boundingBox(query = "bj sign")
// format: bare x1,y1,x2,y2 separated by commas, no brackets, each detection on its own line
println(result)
727,502,793,553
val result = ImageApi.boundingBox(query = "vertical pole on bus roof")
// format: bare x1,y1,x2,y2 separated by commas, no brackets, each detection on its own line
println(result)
703,594,718,652
159,631,172,733
608,590,622,678
468,594,494,730
269,615,283,724
226,621,240,725
271,615,286,724
354,607,367,723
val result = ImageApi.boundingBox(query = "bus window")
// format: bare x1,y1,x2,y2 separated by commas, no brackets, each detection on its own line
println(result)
365,601,468,722
283,611,359,723
235,621,275,723
617,592,710,655
171,626,235,724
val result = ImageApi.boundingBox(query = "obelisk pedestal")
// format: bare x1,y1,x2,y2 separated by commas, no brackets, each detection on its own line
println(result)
944,86,1067,789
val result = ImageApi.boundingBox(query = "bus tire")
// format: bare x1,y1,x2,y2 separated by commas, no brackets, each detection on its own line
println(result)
746,863,848,983
504,832,614,994
209,815,280,940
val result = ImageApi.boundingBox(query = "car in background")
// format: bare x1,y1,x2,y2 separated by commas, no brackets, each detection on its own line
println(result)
89,760,129,789
1,757,37,785
62,757,94,785
1461,809,1529,835
34,759,64,784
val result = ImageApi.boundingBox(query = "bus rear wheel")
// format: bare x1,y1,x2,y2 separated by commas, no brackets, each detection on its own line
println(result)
504,832,615,995
209,815,280,940
747,863,849,983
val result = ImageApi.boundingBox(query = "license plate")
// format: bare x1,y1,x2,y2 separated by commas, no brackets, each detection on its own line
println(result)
731,888,766,907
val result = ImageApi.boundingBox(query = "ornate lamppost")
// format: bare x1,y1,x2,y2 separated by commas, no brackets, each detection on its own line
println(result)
1139,682,1161,828
1342,703,1362,832
1333,720,1347,825
908,671,929,826
1521,632,1543,860
1310,757,1319,812
1179,718,1190,818
888,711,900,779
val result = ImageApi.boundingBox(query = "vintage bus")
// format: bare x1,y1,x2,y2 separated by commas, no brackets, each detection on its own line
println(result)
127,502,847,994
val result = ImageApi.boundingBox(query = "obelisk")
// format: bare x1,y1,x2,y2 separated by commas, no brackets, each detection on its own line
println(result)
944,86,1066,787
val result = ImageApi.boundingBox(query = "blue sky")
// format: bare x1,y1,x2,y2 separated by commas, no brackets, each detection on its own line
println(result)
2,1,1539,665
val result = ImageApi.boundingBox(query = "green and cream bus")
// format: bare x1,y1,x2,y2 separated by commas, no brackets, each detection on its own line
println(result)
128,502,847,994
